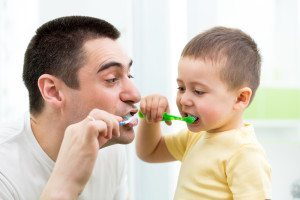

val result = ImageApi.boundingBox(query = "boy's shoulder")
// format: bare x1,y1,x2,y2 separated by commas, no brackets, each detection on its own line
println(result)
207,123,263,151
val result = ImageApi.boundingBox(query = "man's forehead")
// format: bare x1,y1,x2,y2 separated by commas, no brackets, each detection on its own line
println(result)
84,38,128,57
83,38,131,67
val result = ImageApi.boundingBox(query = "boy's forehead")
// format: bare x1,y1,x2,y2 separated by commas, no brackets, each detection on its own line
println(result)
178,56,228,85
179,56,225,71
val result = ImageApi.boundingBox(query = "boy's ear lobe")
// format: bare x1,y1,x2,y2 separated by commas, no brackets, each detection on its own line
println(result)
38,74,65,109
234,87,252,110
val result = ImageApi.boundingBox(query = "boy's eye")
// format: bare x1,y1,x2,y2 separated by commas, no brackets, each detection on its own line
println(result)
194,90,205,95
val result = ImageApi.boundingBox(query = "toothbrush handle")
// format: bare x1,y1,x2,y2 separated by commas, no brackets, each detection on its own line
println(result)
138,111,181,121
162,113,182,121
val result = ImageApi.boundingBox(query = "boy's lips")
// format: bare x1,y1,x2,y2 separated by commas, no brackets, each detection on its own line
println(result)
183,112,200,124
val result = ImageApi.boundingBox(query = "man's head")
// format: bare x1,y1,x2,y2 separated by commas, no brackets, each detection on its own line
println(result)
176,27,261,132
23,16,120,115
23,16,141,144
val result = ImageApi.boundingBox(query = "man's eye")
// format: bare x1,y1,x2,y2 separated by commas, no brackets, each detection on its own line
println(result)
106,78,118,83
128,74,134,79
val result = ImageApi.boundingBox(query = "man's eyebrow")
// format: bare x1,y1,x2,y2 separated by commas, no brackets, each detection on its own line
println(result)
97,59,133,73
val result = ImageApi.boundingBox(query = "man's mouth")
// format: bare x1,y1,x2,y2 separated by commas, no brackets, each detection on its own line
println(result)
120,112,138,127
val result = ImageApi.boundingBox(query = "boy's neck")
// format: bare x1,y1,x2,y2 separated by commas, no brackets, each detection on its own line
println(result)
207,114,244,133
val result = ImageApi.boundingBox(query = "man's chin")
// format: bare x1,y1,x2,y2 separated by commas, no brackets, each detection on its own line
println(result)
101,128,135,148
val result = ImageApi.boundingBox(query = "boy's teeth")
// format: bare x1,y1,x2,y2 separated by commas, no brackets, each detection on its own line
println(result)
188,114,199,121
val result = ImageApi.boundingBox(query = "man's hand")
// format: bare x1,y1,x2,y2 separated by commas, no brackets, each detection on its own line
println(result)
40,109,122,199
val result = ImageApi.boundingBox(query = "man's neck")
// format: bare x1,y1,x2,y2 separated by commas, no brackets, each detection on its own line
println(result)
30,112,66,161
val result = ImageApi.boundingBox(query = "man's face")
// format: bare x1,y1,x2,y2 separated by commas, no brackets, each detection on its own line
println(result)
63,38,141,144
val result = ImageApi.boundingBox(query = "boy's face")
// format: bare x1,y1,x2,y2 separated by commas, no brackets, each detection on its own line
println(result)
176,57,242,133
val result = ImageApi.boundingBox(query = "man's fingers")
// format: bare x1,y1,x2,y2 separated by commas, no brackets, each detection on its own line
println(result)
88,110,121,136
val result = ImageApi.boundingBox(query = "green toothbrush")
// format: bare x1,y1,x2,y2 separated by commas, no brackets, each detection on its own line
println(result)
138,110,196,124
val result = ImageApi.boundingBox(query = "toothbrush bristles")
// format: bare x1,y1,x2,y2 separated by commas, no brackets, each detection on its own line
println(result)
186,116,197,124
119,116,136,126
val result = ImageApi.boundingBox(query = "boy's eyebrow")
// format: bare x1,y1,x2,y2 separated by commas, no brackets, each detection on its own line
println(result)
177,78,209,88
97,59,133,73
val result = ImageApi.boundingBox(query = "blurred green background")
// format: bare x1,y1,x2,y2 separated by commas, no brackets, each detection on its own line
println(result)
245,88,300,119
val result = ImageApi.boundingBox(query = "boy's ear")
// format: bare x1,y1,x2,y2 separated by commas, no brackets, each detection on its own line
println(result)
37,74,65,109
234,87,252,110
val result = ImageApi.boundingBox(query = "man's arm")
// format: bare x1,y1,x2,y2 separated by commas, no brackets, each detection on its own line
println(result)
40,109,122,199
0,172,17,200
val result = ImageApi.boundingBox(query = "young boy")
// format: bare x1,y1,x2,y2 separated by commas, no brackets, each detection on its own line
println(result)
136,27,271,199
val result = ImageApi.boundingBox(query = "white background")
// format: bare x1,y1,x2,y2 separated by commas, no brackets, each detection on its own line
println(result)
1,0,300,199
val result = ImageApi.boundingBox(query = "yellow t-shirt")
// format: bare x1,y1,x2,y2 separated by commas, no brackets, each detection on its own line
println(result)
164,124,271,200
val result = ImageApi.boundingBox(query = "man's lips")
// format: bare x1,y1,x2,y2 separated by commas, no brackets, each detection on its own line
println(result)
120,112,138,127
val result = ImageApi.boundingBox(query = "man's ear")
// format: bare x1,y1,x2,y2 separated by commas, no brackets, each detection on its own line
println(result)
38,74,65,109
233,87,252,110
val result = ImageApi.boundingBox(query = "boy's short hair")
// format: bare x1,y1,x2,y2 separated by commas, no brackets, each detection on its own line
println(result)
181,26,261,103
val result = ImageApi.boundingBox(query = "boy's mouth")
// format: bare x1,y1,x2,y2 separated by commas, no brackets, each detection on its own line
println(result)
184,113,200,124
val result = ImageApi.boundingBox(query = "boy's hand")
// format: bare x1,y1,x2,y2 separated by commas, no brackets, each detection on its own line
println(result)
140,94,172,126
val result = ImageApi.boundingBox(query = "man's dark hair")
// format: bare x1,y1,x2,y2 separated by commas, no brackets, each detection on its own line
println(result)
23,16,120,114
182,26,261,103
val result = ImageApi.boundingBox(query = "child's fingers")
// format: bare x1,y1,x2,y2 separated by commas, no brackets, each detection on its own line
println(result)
150,97,160,122
140,97,150,121
145,97,154,122
141,96,154,122
139,98,146,117
140,95,170,124
157,98,168,121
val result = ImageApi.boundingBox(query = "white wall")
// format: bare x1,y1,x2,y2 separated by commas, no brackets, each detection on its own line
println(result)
1,0,300,199
254,121,300,199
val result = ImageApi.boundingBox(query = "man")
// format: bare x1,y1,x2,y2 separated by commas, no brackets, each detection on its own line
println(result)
0,16,140,199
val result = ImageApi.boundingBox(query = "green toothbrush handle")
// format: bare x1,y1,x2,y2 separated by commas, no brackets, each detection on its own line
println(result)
162,113,182,121
138,110,145,118
138,110,196,124
138,111,181,121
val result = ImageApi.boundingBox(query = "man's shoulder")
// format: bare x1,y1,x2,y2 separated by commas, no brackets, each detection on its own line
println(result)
0,116,51,199
0,117,25,145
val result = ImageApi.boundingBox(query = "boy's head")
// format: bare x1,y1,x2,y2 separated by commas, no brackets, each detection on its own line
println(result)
176,27,261,132
181,26,261,103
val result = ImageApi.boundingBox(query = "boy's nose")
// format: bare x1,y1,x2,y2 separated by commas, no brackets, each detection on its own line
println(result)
179,92,193,107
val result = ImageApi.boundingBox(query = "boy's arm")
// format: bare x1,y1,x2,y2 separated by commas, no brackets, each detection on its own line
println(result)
136,119,175,163
136,94,176,163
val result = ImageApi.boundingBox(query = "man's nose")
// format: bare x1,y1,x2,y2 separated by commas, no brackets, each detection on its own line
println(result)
120,79,141,104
